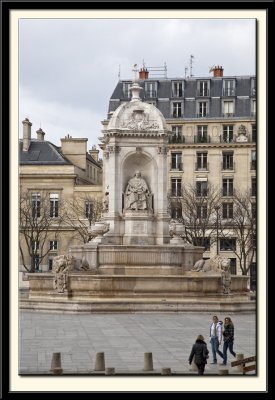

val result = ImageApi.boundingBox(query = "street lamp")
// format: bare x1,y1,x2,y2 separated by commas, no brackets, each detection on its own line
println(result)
214,205,220,256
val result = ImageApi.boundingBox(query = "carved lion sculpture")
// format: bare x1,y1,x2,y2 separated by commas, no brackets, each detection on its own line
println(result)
53,255,90,272
191,255,230,273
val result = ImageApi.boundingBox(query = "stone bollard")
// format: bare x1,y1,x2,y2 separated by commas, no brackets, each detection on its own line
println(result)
219,368,229,375
95,352,105,371
161,368,171,375
51,352,63,375
235,353,244,372
105,367,115,375
143,352,153,371
189,358,198,372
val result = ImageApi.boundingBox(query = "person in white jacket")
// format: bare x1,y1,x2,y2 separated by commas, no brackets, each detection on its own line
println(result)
209,315,224,364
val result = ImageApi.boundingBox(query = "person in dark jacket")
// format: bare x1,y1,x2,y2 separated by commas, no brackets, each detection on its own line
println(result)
189,334,209,375
222,317,236,365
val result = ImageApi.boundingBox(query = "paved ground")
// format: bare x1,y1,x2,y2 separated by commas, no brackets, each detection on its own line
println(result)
20,311,256,374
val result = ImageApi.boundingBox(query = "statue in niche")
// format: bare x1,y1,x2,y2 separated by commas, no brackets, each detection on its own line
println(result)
125,171,150,210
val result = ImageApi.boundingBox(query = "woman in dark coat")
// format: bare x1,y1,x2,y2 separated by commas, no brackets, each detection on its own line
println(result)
189,334,209,375
222,317,236,365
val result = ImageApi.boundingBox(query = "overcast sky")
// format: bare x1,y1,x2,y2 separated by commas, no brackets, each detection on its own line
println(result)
19,18,256,151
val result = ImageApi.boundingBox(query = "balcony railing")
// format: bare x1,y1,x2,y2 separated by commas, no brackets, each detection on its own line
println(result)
169,135,185,143
197,89,209,97
222,113,235,118
171,91,183,98
222,88,236,96
194,135,209,143
145,90,157,98
171,162,183,171
222,188,235,197
195,162,209,171
196,113,209,118
222,161,235,171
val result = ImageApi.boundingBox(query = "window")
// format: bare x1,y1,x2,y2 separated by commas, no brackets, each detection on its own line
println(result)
85,201,93,219
172,81,183,97
171,153,182,170
223,101,234,117
196,152,208,170
34,255,40,272
252,124,256,142
145,82,157,98
197,125,208,143
251,177,256,197
251,151,256,170
252,203,256,219
222,203,233,219
196,181,208,197
171,126,183,142
48,257,54,272
193,237,210,251
251,78,256,96
223,80,235,96
250,262,257,291
198,81,209,96
229,258,237,274
252,235,256,249
171,206,182,219
222,152,234,170
223,125,234,143
222,178,233,196
31,240,39,251
123,82,131,98
32,193,41,218
172,102,183,118
220,238,236,251
251,99,256,116
171,178,182,196
198,102,207,117
50,193,59,217
197,205,207,219
49,240,58,251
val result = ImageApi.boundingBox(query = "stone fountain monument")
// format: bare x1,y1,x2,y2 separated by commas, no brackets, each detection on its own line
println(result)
24,73,253,313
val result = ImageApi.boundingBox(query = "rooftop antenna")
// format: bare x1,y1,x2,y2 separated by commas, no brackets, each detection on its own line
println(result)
190,55,194,78
184,66,188,78
142,59,146,68
118,64,121,80
164,61,167,78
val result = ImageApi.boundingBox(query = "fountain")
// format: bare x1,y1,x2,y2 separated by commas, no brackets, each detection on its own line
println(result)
23,78,254,313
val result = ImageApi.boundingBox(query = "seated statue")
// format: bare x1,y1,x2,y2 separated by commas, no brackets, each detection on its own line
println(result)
191,255,230,273
125,171,150,210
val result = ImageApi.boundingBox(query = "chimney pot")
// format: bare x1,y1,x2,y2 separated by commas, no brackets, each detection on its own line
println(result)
22,118,32,152
89,145,99,162
139,68,149,80
212,65,224,77
36,128,45,141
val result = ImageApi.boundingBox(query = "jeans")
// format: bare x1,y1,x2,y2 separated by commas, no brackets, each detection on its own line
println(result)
210,336,224,362
223,340,236,364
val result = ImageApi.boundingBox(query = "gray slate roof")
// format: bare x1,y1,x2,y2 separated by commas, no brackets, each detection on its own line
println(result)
20,140,72,165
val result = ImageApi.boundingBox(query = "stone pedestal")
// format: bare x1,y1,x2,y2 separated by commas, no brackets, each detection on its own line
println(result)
123,210,154,245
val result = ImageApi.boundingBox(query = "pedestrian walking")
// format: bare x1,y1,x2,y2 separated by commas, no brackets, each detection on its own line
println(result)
189,335,209,375
222,317,236,365
209,315,224,364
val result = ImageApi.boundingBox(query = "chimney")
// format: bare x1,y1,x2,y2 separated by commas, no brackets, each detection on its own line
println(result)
36,128,45,141
22,118,32,152
139,67,149,80
89,145,99,162
60,136,88,169
212,65,224,77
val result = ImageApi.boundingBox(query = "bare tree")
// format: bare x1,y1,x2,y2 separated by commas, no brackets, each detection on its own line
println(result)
219,191,256,275
62,194,103,244
169,183,222,249
19,190,64,272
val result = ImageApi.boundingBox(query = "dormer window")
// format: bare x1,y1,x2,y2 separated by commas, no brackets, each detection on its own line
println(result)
172,81,183,97
223,79,236,96
197,80,209,97
251,78,256,96
123,82,131,98
145,82,157,98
